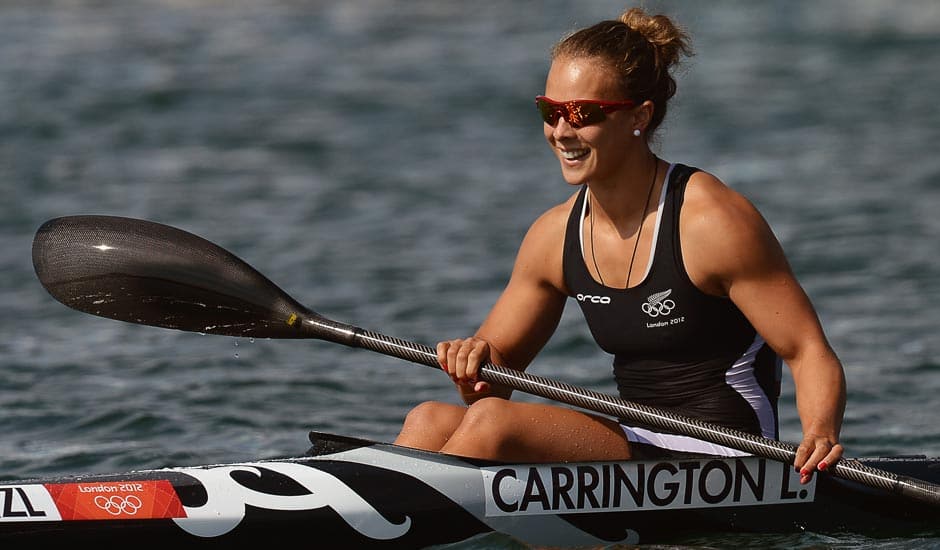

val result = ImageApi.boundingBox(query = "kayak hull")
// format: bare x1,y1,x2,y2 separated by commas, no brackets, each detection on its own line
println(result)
2,431,938,546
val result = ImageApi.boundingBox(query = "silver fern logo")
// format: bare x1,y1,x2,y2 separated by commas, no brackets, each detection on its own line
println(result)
642,289,676,318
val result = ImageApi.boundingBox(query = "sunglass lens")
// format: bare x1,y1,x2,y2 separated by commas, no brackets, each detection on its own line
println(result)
569,103,605,127
536,98,606,128
536,99,561,125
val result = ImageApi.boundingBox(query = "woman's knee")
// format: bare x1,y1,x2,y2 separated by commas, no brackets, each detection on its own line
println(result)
459,398,518,435
395,401,465,450
403,401,460,428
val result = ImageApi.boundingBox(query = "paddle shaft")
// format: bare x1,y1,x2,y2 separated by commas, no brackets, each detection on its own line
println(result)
307,313,940,507
31,214,940,508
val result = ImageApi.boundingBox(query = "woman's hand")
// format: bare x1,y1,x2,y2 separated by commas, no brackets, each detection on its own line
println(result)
794,433,844,484
437,338,492,396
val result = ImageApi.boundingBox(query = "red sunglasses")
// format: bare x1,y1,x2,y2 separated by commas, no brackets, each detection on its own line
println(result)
535,95,635,128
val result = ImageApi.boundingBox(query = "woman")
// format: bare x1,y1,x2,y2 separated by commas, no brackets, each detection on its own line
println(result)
394,7,845,484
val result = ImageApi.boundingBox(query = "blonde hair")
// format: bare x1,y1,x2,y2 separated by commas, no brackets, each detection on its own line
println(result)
551,7,693,135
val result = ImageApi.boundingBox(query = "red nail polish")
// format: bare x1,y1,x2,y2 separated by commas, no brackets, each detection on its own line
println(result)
818,461,828,471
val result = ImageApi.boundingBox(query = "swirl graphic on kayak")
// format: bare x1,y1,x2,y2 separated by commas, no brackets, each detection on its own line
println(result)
172,462,411,539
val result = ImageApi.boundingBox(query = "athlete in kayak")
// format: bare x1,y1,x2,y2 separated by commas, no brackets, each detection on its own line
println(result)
394,6,845,484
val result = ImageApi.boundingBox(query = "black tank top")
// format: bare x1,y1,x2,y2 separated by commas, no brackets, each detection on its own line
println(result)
563,164,781,438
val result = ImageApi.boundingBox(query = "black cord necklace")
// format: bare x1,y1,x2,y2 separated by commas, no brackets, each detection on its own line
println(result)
589,157,659,288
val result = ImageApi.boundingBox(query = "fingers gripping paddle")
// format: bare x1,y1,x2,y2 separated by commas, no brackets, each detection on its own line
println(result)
32,215,940,507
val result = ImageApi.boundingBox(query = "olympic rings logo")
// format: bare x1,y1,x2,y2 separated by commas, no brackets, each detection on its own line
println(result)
642,299,675,317
94,494,143,515
642,289,676,318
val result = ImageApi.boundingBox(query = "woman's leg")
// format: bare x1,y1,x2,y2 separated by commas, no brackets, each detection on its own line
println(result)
394,401,468,451
438,397,633,462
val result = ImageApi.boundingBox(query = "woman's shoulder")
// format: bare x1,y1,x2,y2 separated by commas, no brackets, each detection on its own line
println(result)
527,188,582,235
679,168,786,288
519,191,578,265
682,169,765,228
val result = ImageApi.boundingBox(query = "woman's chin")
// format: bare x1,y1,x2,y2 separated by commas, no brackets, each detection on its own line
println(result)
560,166,588,186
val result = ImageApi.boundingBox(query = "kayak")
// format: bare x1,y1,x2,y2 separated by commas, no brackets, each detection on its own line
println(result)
2,430,938,546
13,214,939,545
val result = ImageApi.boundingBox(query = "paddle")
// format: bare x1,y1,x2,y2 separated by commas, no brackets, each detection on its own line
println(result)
31,214,940,507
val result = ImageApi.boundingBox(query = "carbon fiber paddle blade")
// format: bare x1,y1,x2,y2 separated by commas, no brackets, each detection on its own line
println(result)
32,215,314,338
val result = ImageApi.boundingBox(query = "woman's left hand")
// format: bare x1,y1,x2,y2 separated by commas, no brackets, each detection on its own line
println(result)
794,433,844,484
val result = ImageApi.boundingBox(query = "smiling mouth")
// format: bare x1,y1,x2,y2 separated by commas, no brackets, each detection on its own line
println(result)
560,148,589,161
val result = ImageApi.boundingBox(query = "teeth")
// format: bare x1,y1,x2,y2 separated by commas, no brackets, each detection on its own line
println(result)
561,148,588,160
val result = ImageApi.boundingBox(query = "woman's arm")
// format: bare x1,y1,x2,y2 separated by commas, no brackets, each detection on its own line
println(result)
438,202,572,403
681,171,846,482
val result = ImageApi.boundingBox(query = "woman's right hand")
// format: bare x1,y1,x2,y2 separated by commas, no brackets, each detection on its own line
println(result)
437,337,492,396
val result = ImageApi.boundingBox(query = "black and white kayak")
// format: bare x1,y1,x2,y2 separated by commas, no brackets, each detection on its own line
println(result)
2,430,938,546
8,214,938,546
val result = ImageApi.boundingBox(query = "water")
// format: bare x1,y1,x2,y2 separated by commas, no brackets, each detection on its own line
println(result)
1,1,939,547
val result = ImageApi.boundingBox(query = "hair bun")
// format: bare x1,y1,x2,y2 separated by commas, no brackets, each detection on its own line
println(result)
619,7,691,69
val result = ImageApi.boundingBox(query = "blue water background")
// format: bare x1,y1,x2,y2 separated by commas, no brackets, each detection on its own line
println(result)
1,1,939,547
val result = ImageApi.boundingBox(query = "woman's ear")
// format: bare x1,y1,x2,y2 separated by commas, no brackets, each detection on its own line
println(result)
633,99,655,133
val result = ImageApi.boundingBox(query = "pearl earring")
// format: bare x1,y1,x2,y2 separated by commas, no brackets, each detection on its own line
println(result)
633,129,641,137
